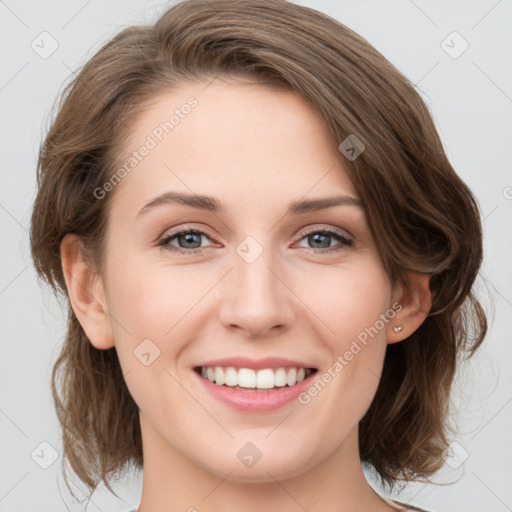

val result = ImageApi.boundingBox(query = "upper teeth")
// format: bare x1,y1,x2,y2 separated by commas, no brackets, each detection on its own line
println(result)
200,366,312,389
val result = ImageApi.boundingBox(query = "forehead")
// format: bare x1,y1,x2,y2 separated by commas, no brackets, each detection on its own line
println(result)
109,79,358,215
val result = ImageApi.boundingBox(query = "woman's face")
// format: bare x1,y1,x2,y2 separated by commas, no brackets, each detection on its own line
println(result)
100,79,399,482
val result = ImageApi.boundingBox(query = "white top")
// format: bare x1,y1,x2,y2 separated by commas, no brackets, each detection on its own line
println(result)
381,496,432,511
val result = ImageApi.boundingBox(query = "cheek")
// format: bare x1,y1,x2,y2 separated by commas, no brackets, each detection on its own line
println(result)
104,256,205,415
297,260,391,422
102,250,204,387
106,251,208,337
305,259,391,348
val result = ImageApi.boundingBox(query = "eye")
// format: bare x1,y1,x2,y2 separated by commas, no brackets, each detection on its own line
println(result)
158,228,215,254
157,225,354,255
295,227,353,253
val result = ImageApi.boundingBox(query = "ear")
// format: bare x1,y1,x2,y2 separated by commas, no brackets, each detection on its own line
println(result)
387,272,431,344
60,234,115,350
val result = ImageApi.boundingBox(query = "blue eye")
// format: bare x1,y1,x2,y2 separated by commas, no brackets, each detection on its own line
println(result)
296,228,353,252
158,229,212,254
157,227,353,255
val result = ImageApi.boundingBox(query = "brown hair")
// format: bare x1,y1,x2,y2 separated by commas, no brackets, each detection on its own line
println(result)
30,0,487,500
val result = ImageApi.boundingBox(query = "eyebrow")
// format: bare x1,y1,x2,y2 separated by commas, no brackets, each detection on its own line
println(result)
136,191,363,217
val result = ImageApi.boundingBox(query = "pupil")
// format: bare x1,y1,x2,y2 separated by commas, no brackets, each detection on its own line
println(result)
179,232,201,248
310,233,329,248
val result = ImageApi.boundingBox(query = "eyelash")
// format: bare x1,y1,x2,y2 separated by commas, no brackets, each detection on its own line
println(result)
157,225,354,255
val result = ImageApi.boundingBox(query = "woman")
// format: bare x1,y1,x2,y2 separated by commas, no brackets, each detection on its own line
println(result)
30,0,487,510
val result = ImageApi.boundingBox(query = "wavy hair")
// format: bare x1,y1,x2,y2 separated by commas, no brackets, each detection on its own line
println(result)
30,0,487,500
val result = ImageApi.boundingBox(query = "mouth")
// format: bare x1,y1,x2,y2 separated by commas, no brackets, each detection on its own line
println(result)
193,365,318,392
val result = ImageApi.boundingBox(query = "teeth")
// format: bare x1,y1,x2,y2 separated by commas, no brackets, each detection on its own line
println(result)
238,368,256,388
225,367,238,386
274,368,287,387
199,366,313,389
214,367,225,385
286,368,297,386
256,368,274,389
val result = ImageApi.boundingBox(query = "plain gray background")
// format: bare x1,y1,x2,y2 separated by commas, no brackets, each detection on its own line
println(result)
1,0,511,511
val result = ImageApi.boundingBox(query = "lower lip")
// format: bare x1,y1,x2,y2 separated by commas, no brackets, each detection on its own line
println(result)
192,369,317,412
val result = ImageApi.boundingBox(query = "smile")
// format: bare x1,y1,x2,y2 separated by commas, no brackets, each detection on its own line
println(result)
194,366,317,391
192,363,319,412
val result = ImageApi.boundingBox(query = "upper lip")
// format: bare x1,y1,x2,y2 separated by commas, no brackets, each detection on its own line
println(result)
194,357,317,370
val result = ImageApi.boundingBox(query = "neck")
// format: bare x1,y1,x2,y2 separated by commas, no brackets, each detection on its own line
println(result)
136,414,393,512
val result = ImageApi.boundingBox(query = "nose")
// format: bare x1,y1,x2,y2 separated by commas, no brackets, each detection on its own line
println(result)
217,244,295,340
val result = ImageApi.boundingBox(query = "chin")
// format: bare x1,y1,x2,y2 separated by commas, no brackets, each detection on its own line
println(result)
198,449,317,483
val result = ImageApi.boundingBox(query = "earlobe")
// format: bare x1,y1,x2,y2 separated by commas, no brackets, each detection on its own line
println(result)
387,273,431,344
60,234,115,350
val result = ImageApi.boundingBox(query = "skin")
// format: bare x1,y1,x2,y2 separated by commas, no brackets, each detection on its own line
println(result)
61,78,431,512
